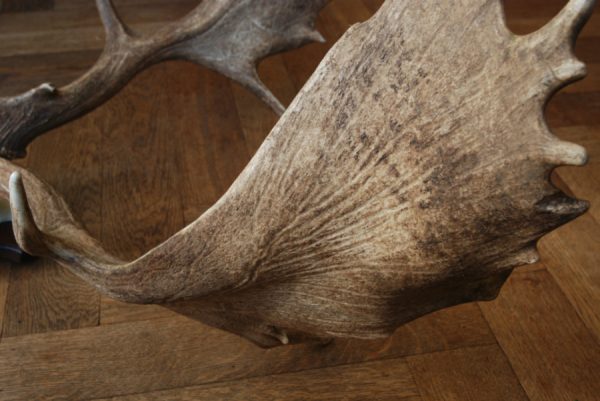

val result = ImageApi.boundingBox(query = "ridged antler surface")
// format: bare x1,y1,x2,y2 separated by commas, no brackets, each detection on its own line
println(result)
1,0,594,347
0,0,328,159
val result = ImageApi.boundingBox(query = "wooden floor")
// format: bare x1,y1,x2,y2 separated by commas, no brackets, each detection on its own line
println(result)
0,0,598,400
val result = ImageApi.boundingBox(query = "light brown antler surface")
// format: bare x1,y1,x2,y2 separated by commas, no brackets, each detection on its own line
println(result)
0,0,328,159
1,0,595,347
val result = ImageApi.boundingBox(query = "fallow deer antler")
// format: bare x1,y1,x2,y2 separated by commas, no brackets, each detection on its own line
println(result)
0,0,328,159
1,0,595,347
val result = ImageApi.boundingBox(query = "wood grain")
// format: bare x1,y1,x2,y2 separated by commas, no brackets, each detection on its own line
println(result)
0,304,493,400
0,0,53,13
539,210,600,342
0,51,99,97
0,0,597,399
97,359,422,401
479,269,600,401
542,125,600,340
178,65,251,223
361,0,383,14
98,63,187,324
407,344,529,401
547,92,600,127
1,261,98,337
502,0,599,19
0,262,9,337
100,298,175,326
1,83,103,337
0,1,193,33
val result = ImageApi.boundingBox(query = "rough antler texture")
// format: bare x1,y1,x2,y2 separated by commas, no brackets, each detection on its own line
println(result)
1,0,594,347
0,0,328,159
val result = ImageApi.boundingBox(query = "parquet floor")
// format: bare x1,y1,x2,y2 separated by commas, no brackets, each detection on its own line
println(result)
0,1,598,400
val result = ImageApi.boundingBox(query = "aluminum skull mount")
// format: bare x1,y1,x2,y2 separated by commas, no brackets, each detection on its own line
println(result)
0,0,595,347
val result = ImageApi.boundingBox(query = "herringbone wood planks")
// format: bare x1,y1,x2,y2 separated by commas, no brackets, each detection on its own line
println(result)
0,0,597,399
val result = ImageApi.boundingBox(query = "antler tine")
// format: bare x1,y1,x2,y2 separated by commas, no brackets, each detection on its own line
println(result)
239,68,287,115
4,167,171,303
1,157,253,304
9,171,49,256
519,0,596,99
553,0,595,43
530,0,596,48
541,137,588,167
95,0,130,43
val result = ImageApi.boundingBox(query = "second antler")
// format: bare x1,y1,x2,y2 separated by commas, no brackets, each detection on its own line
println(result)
0,0,328,159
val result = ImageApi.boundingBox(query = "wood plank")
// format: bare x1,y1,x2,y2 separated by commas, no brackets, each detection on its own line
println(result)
0,1,193,34
508,17,600,36
177,64,251,223
0,23,171,57
98,62,188,324
0,0,597,398
96,359,422,401
329,0,373,27
98,63,186,259
537,214,600,342
539,125,600,340
0,67,89,98
0,50,98,77
502,0,600,19
1,0,53,13
575,35,600,63
407,345,528,401
0,2,197,57
1,261,98,337
0,262,9,337
0,21,104,338
100,299,176,326
479,269,600,401
1,85,103,337
53,0,196,12
0,303,494,400
361,0,384,14
547,92,600,128
0,50,96,105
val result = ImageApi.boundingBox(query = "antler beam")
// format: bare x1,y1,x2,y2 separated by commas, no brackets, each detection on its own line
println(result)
0,0,328,159
1,0,595,347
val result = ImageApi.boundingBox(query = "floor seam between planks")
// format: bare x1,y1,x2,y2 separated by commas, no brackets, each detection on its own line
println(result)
78,353,427,401
476,303,533,401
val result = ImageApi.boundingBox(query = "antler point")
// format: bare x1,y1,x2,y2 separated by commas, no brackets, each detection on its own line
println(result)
542,140,588,166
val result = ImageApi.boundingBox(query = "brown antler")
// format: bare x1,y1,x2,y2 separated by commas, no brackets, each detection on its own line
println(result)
0,0,328,159
1,0,595,347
